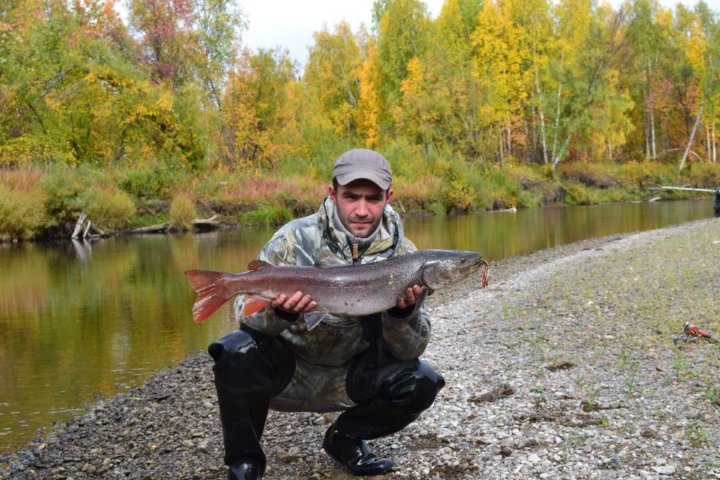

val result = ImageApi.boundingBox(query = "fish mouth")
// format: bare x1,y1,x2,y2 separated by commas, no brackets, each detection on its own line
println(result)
457,253,486,276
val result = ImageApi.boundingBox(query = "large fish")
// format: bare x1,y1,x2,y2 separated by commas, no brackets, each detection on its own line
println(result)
185,249,489,330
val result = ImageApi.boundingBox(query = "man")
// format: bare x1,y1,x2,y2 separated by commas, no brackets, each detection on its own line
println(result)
208,149,445,480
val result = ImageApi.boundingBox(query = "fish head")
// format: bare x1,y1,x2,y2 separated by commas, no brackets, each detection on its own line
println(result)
421,250,485,289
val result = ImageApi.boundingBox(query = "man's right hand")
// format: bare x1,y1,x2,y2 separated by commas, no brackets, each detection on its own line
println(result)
272,291,317,314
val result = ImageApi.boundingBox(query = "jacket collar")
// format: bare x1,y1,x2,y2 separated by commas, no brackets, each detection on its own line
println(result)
318,197,402,263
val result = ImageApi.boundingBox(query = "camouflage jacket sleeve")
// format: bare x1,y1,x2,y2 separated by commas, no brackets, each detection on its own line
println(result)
234,227,306,336
380,239,432,360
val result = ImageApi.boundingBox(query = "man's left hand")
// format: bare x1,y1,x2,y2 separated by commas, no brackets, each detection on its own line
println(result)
395,284,429,310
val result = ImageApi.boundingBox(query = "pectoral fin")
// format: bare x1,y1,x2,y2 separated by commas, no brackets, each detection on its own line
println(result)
304,311,328,330
242,295,272,317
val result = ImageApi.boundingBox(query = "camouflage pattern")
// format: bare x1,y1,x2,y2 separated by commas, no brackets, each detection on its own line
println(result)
234,197,431,412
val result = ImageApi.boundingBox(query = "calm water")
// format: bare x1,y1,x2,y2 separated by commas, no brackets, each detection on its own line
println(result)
0,199,715,453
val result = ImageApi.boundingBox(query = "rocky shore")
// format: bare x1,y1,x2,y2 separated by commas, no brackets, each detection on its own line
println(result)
2,219,720,479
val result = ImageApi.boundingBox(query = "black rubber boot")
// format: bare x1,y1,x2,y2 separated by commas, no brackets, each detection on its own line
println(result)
323,424,395,476
209,328,295,480
341,359,445,439
228,459,262,480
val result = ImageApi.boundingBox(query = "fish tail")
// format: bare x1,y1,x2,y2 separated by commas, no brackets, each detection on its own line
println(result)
185,269,234,323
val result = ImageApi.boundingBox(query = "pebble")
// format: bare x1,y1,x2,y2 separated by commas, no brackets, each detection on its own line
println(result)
652,465,676,475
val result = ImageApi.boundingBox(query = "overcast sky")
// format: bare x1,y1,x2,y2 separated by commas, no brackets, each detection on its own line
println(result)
238,0,446,67
238,0,720,69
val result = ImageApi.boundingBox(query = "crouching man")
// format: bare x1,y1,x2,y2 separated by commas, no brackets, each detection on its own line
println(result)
208,149,445,479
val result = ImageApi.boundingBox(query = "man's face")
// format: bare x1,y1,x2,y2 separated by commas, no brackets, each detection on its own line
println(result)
329,179,393,238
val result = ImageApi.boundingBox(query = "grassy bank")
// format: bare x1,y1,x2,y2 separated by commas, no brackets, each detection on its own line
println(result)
1,159,720,242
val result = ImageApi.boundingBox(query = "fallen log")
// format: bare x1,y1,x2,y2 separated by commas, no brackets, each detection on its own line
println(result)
130,223,171,234
191,214,220,232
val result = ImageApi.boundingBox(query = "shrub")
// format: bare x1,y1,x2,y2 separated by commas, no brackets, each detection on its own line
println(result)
40,166,136,231
0,184,46,240
242,205,292,226
84,186,136,231
431,157,478,212
169,193,197,230
116,163,184,199
685,162,720,187
39,165,90,226
380,137,426,181
558,162,620,189
561,181,594,205
442,177,478,212
482,165,531,209
618,161,655,188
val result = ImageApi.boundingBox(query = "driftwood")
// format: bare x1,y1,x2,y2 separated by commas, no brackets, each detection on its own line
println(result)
73,213,220,238
191,214,221,232
130,223,171,234
71,212,105,239
71,212,88,239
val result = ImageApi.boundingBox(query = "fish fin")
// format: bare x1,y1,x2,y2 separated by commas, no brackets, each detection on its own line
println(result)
416,286,429,305
248,260,271,271
185,269,233,323
314,251,347,269
242,295,272,317
185,269,224,292
304,311,328,331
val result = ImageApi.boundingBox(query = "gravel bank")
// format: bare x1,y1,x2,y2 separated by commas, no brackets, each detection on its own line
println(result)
3,219,720,480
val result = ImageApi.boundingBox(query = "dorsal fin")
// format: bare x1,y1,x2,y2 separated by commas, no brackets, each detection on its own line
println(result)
314,251,348,269
248,260,271,271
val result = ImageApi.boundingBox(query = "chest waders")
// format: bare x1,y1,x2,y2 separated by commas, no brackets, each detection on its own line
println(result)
208,315,444,479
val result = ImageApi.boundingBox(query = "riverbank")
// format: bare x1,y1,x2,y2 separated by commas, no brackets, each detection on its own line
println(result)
2,219,720,479
2,160,720,242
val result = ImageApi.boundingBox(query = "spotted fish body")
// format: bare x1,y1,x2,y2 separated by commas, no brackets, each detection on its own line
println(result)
185,249,486,330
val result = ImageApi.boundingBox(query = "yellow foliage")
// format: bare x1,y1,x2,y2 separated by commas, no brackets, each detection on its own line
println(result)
169,193,197,230
357,43,381,148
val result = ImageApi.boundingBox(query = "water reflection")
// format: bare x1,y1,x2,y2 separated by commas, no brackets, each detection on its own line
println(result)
405,200,714,259
0,228,275,452
0,199,714,452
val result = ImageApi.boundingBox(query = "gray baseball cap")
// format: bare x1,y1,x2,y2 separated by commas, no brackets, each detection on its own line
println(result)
332,149,392,190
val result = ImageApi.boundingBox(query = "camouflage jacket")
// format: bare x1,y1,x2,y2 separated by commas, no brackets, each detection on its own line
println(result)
234,197,431,412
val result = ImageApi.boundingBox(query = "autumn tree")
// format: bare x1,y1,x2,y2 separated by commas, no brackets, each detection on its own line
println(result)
395,0,484,157
303,21,365,138
221,48,296,169
373,0,432,132
539,0,635,168
471,0,533,165
356,41,382,148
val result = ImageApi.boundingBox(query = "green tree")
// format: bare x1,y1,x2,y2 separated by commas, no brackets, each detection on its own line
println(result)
374,0,432,132
303,21,365,138
541,0,635,167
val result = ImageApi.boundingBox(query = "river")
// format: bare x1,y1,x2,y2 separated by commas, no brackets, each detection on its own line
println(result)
0,198,715,453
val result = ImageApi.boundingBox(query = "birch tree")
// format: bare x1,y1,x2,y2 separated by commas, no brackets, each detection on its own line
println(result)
543,0,634,168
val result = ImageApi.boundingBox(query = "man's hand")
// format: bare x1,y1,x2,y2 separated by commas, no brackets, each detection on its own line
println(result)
272,291,317,314
395,284,430,310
